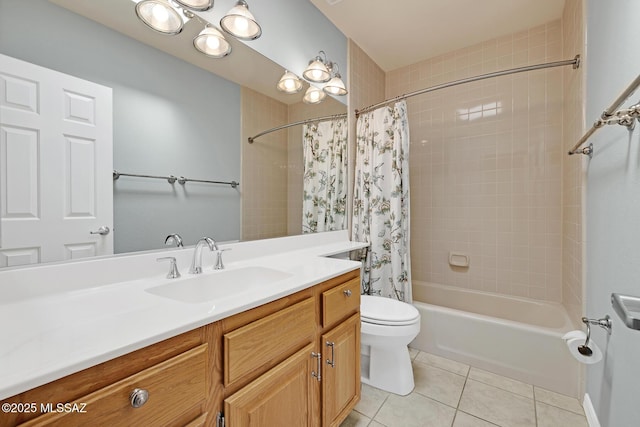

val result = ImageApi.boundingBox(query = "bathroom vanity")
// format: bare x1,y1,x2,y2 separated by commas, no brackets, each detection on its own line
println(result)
0,232,365,427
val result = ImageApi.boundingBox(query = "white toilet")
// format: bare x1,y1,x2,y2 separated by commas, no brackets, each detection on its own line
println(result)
360,295,421,396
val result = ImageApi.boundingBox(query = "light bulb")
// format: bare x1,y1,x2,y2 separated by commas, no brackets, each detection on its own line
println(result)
284,79,295,90
151,3,169,24
206,37,220,50
234,17,249,32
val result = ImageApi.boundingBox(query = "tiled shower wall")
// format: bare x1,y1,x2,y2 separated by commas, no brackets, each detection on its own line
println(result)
241,87,346,241
386,21,565,301
561,0,586,323
241,87,289,241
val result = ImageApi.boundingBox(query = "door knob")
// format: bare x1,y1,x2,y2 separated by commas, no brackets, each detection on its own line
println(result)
90,226,110,235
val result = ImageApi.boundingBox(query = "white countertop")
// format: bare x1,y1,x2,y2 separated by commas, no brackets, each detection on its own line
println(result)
0,232,367,400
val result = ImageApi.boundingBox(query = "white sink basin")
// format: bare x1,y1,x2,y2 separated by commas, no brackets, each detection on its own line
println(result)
145,266,293,304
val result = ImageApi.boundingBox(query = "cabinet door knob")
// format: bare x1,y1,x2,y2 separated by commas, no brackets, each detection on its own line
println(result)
343,289,352,297
130,388,149,408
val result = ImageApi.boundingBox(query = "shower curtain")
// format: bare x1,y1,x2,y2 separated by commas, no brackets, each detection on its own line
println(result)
352,101,412,302
302,117,348,233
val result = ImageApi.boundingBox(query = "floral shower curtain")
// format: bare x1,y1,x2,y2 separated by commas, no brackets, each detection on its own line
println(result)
352,101,412,302
302,117,348,233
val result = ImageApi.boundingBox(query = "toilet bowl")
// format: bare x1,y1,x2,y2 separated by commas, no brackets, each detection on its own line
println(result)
360,295,421,396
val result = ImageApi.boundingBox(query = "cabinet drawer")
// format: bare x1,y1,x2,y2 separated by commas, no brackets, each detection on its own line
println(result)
21,345,207,427
322,278,360,328
224,297,315,387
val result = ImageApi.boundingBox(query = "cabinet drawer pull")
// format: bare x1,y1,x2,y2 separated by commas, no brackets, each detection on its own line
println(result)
343,289,352,297
311,352,322,381
326,341,335,368
130,388,149,408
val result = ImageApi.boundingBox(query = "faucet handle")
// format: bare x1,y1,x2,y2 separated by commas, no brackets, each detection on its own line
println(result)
157,256,181,279
214,248,231,270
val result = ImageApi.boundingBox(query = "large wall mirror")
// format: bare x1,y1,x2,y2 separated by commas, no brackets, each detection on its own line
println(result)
0,0,347,269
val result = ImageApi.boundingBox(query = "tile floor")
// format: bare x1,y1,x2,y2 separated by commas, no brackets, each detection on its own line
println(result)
341,349,588,427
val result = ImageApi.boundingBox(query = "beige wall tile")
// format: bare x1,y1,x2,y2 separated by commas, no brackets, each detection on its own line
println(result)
384,20,568,302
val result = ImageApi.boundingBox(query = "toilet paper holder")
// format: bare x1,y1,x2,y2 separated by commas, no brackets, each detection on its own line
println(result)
580,316,612,355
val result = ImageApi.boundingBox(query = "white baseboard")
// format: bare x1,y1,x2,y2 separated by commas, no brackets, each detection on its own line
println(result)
583,393,601,427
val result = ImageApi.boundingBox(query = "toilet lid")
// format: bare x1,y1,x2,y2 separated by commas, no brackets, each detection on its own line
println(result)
361,295,420,325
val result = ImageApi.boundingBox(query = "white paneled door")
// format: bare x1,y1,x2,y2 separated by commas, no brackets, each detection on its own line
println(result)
0,53,113,267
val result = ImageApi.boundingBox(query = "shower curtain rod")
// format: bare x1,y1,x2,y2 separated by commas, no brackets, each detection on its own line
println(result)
355,55,581,117
248,112,347,143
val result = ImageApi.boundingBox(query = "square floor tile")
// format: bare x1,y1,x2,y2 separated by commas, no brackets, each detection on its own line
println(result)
340,410,371,427
536,401,588,427
453,411,500,427
534,387,584,415
413,362,466,407
374,392,456,427
355,383,389,418
468,367,533,399
414,352,470,376
459,379,536,427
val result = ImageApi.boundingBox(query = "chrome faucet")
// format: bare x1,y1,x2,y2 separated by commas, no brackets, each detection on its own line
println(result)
189,237,218,274
165,233,183,248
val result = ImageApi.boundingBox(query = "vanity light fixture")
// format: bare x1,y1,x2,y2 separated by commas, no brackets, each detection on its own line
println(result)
173,0,214,11
302,51,348,96
323,72,348,96
277,70,303,94
135,0,185,35
220,0,262,40
303,86,326,104
323,62,347,96
193,25,231,58
303,51,331,83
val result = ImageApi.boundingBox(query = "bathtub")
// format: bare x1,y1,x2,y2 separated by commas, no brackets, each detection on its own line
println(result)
410,281,581,397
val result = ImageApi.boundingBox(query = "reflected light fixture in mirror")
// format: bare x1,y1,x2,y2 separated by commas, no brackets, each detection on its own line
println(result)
220,0,262,41
323,72,347,96
135,0,185,35
303,51,331,83
193,25,231,58
277,70,303,94
174,0,214,11
303,86,326,104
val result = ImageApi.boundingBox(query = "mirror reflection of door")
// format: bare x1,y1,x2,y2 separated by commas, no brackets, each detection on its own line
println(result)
0,53,113,267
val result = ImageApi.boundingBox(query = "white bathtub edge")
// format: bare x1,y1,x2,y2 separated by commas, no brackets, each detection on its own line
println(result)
583,393,601,427
411,300,581,397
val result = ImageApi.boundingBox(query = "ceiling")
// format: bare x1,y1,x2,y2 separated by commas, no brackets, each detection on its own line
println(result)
310,0,566,71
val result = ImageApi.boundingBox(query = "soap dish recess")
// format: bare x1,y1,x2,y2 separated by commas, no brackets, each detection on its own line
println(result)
611,293,640,331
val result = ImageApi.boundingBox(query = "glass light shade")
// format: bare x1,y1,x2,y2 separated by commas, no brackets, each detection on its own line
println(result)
303,86,326,104
193,26,231,58
220,0,262,40
302,59,331,83
323,75,348,96
277,71,303,94
173,0,213,11
135,0,184,35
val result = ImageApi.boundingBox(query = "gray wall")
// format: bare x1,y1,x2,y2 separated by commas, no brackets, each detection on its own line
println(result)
585,0,640,425
0,0,241,253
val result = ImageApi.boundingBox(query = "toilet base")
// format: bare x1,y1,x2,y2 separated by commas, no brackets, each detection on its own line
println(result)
360,344,414,396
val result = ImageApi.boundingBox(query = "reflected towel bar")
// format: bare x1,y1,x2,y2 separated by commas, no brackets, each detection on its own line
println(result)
113,170,239,188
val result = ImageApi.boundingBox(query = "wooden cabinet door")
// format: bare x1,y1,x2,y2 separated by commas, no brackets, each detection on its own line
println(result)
224,343,316,427
322,313,360,427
